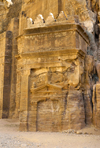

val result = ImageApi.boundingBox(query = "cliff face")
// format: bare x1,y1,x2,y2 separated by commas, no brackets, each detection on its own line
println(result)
0,0,99,33
0,0,22,33
0,0,100,132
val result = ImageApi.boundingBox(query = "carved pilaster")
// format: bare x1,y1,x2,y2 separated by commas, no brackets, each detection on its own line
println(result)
19,69,30,131
13,70,21,118
0,63,4,119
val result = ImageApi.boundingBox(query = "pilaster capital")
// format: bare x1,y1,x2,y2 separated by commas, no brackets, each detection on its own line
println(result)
21,69,30,76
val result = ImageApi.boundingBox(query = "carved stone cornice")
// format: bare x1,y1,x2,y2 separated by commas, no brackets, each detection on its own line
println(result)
15,48,85,60
23,23,89,45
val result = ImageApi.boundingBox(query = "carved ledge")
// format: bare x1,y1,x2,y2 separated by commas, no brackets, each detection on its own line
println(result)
30,83,62,93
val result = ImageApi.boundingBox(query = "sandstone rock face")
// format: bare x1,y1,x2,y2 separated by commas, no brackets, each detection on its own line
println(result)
0,1,7,33
0,0,100,131
0,0,22,33
92,84,100,128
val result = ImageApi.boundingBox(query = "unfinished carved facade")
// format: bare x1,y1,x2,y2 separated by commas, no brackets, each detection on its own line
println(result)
0,0,100,132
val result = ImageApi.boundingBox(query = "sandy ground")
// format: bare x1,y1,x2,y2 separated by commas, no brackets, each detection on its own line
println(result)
0,119,100,148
